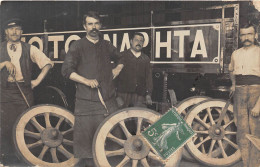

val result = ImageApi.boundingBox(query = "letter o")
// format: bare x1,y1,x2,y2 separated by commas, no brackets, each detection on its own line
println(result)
28,37,43,51
65,35,80,53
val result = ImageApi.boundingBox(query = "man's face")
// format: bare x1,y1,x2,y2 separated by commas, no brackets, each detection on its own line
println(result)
130,35,144,52
239,26,257,47
83,16,101,38
5,26,23,42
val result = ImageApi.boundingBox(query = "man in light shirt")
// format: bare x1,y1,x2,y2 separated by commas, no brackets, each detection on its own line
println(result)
229,22,260,167
116,32,153,108
0,18,53,165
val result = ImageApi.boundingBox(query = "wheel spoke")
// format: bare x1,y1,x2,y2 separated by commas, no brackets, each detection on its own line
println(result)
140,158,149,167
202,113,208,122
27,140,43,149
107,133,125,146
194,116,210,129
119,120,132,138
132,159,138,167
223,136,239,149
24,129,41,139
200,137,206,154
57,145,73,159
136,117,143,135
106,148,125,157
195,136,210,148
148,152,161,162
225,131,237,135
208,139,216,157
223,120,234,129
116,155,130,167
193,135,198,142
206,108,215,125
217,140,228,158
61,128,73,135
38,145,49,160
55,117,65,129
44,112,52,128
194,130,209,134
30,117,45,132
63,139,73,146
50,148,59,163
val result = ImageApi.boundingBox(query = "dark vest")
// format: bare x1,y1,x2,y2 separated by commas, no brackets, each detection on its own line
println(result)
0,41,32,88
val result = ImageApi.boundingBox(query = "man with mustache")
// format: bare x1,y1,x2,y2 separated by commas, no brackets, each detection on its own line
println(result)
0,18,53,165
61,11,123,166
116,32,153,108
229,22,260,167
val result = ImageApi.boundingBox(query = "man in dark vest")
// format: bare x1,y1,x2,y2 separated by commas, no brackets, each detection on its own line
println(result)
0,18,53,165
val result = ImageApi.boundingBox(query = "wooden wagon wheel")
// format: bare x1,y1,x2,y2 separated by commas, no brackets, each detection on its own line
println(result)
93,107,182,167
13,105,79,167
176,96,210,161
185,99,241,166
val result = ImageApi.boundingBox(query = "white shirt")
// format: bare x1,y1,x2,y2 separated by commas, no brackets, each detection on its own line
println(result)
7,42,54,82
229,45,260,77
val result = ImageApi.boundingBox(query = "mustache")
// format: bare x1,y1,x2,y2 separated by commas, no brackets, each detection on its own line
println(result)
136,44,142,47
90,29,99,33
242,40,253,44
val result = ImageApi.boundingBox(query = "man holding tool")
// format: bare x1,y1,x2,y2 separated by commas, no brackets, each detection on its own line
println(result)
229,22,260,167
61,11,123,166
0,18,53,165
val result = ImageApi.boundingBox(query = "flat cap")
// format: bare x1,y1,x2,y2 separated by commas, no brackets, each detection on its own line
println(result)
4,18,23,29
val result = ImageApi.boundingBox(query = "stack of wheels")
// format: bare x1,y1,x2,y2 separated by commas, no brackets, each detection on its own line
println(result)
93,107,183,167
184,99,241,166
176,96,211,161
13,105,79,167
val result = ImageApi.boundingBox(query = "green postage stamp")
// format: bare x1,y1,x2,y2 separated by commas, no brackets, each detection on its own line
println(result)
141,108,195,161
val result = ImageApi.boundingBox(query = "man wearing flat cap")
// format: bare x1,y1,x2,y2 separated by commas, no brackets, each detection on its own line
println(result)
0,18,53,165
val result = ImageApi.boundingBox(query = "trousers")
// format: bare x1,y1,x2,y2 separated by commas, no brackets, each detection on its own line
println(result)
234,85,260,167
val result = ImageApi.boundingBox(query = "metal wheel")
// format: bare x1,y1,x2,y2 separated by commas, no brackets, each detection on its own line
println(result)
185,99,241,166
13,104,79,167
93,107,182,167
176,96,210,161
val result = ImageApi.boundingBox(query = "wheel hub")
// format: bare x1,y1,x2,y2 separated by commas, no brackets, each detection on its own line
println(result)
41,128,63,147
124,135,150,160
208,125,225,140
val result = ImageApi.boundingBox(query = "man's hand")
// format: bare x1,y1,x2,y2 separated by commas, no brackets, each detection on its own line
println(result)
31,79,41,89
5,61,16,76
251,99,260,117
251,109,260,117
85,79,99,88
112,64,124,79
146,95,152,105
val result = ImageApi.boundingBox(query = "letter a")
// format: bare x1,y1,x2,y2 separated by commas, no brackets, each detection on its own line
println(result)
190,30,207,58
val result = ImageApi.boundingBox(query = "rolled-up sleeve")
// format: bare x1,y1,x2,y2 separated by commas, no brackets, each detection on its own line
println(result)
61,41,80,79
30,45,54,69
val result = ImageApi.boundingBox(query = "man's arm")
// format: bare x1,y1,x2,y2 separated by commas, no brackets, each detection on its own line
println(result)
69,72,99,88
31,64,52,89
0,61,16,75
229,54,235,94
145,58,153,105
112,64,124,79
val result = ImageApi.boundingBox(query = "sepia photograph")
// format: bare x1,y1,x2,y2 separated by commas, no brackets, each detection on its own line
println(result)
0,1,260,166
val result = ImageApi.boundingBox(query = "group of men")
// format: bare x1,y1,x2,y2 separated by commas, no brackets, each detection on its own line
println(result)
0,11,153,166
0,11,259,167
